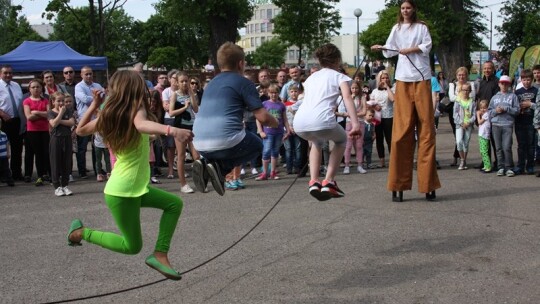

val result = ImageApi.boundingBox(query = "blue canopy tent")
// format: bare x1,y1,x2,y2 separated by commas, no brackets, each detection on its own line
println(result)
0,41,108,72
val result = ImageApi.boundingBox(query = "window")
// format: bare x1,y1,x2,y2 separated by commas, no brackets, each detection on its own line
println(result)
260,9,265,19
267,23,273,32
261,36,266,44
250,24,254,33
288,50,295,60
261,23,266,33
255,37,261,47
255,23,260,33
251,38,254,48
246,26,249,34
267,9,273,19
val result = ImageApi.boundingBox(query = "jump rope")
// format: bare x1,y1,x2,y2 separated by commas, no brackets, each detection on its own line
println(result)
43,167,304,304
43,50,424,304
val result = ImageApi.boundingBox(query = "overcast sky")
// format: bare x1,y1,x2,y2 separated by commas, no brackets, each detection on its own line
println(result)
16,0,505,49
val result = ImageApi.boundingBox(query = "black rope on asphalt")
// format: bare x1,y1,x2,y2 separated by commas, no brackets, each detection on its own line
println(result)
42,169,303,304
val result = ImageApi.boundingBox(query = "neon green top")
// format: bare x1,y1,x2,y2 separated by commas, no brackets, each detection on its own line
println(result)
104,133,150,197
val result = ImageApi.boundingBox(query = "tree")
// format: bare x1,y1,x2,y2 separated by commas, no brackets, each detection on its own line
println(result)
272,0,341,65
129,13,208,69
44,0,128,57
146,47,180,70
361,0,485,80
252,38,287,68
155,0,254,65
496,0,540,57
49,6,135,68
0,4,44,55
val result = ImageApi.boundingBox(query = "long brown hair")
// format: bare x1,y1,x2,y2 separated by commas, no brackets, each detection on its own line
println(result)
397,0,420,26
95,70,152,153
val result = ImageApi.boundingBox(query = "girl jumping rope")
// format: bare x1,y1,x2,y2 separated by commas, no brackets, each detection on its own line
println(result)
293,43,361,201
67,70,193,280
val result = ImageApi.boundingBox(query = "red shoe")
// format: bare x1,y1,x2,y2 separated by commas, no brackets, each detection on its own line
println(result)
308,180,331,201
321,180,345,198
255,173,268,181
270,171,280,180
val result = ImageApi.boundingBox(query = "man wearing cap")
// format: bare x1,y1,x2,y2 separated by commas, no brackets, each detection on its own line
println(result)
477,61,500,169
488,75,519,177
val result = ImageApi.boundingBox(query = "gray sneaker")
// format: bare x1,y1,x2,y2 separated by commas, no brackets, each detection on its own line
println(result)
506,169,515,177
192,159,208,193
206,162,225,196
497,169,505,176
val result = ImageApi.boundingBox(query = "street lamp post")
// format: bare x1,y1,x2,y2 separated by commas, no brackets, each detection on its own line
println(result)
354,8,362,68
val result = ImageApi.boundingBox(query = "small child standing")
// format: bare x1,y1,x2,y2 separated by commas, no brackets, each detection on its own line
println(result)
256,84,291,180
514,69,538,175
453,82,476,170
0,120,15,186
343,80,367,174
284,84,302,175
477,99,492,173
363,109,376,169
48,92,75,196
489,75,519,177
93,132,111,182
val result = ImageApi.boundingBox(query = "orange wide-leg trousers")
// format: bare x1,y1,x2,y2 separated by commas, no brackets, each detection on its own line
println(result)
387,80,441,193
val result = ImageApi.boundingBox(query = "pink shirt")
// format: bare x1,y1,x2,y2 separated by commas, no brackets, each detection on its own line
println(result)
23,97,49,131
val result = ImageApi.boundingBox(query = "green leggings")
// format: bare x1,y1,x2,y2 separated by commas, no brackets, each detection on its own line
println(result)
479,137,491,170
82,186,183,254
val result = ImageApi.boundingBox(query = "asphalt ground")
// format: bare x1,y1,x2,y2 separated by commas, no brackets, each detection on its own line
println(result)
1,117,540,304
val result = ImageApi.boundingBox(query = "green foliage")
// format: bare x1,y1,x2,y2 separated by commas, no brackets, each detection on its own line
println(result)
0,4,44,55
146,46,180,70
272,0,341,64
252,38,287,68
49,5,135,69
155,0,254,63
129,13,208,69
496,0,540,56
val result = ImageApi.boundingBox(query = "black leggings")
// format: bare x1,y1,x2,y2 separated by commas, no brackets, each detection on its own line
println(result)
25,131,50,178
376,117,393,159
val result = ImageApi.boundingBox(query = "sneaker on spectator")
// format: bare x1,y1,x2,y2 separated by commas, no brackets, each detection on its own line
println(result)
234,179,245,189
343,166,350,174
69,175,75,182
55,187,65,197
357,166,367,174
506,169,515,177
180,184,194,193
150,176,161,184
497,169,505,176
270,171,280,180
225,181,238,191
62,186,73,196
35,177,44,186
97,174,104,182
240,168,246,175
321,180,345,198
192,159,208,193
24,176,31,183
255,173,268,181
251,168,258,175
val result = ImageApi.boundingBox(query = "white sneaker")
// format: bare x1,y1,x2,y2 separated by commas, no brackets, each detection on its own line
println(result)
240,168,246,175
181,184,194,193
343,166,350,174
55,187,65,197
357,166,367,174
251,168,258,175
62,186,73,196
69,175,75,182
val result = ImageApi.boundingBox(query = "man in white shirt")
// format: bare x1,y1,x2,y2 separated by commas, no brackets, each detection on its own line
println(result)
0,65,25,180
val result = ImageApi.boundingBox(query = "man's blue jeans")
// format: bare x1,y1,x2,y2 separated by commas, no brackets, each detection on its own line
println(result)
200,132,262,176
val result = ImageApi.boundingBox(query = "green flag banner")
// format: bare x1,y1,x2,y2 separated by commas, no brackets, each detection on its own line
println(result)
508,46,526,81
523,45,540,70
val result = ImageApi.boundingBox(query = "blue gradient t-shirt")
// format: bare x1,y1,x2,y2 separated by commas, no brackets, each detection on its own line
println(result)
262,100,285,135
193,71,263,151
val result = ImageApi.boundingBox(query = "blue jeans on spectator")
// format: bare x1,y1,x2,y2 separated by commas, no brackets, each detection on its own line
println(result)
284,133,301,172
492,125,514,170
200,131,262,177
515,123,536,172
262,133,283,161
